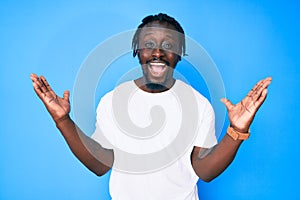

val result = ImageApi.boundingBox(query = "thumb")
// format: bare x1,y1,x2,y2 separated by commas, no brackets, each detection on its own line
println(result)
63,90,70,102
220,98,234,111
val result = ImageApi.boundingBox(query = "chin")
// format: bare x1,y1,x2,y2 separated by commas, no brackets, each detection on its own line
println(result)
147,76,166,85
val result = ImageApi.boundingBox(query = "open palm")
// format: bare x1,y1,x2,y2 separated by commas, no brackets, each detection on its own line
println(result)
30,74,70,122
221,77,272,133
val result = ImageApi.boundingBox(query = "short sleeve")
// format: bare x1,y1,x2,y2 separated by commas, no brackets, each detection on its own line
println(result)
193,94,218,148
91,93,114,149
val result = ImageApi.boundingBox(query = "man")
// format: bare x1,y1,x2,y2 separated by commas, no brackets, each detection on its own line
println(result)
30,13,272,200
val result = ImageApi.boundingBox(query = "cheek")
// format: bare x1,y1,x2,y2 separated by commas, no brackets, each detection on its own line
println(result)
166,53,179,65
138,49,152,63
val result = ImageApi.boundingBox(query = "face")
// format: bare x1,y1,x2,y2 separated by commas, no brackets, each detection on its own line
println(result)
137,22,182,88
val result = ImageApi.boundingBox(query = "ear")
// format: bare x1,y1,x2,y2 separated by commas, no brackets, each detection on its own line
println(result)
175,46,182,61
178,47,182,57
136,49,141,59
136,49,143,64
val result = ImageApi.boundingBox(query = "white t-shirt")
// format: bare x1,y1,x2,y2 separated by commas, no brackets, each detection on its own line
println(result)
92,80,217,200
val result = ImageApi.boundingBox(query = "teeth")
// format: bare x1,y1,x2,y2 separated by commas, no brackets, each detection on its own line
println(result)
149,62,166,74
150,62,165,66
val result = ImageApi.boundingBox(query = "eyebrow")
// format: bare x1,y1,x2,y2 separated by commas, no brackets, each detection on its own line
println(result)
142,32,177,40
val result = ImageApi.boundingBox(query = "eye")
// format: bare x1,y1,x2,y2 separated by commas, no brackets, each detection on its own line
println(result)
162,41,173,50
144,41,156,49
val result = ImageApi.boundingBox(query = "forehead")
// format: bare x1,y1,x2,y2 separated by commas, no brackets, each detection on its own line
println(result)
139,21,180,40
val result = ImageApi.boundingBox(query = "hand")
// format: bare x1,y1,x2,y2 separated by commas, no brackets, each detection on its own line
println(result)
30,74,70,122
221,77,272,133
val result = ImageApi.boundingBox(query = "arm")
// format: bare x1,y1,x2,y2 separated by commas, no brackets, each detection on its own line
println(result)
192,77,272,182
30,74,113,176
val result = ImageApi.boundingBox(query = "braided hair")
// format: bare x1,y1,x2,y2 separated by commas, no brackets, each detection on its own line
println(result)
132,13,186,60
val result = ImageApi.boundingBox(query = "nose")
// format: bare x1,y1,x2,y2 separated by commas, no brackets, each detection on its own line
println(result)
152,48,165,58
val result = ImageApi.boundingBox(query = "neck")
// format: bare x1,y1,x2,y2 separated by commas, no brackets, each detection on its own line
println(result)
134,77,176,93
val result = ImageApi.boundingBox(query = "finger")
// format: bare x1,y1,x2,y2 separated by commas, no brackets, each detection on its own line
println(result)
255,88,268,108
32,75,49,93
262,77,272,88
30,73,42,84
247,77,272,99
38,75,51,93
30,73,39,81
252,77,272,101
251,80,265,101
40,76,52,91
247,79,264,98
30,74,44,95
63,90,70,102
220,98,234,111
40,76,58,97
30,74,52,101
264,77,272,82
251,88,268,112
32,81,46,101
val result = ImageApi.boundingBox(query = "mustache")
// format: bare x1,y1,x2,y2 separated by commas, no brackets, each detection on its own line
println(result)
145,58,170,66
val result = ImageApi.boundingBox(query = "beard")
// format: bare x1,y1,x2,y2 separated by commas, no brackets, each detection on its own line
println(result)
145,82,168,91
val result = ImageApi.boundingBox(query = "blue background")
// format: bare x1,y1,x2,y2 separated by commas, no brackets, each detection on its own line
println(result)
1,0,299,199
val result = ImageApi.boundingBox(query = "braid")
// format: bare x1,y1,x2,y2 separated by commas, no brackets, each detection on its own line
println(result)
132,13,186,59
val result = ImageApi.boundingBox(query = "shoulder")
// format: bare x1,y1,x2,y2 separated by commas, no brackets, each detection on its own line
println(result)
96,81,135,110
175,80,211,106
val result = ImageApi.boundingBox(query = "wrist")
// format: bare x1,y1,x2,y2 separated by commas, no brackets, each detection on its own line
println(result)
227,126,250,140
230,125,249,133
55,115,71,127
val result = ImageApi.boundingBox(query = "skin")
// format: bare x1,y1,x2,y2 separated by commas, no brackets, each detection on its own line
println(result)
30,74,113,176
134,21,182,93
30,21,272,182
192,77,271,181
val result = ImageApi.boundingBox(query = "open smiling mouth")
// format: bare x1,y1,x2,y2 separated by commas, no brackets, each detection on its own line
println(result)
148,62,168,77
